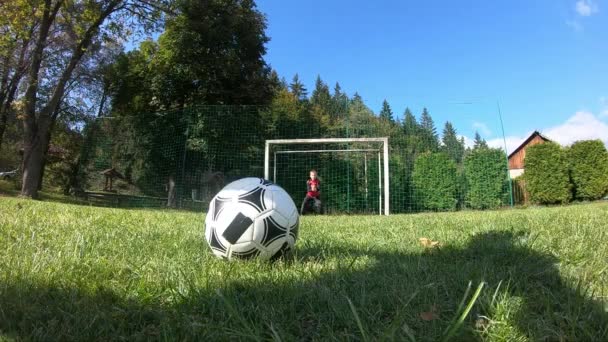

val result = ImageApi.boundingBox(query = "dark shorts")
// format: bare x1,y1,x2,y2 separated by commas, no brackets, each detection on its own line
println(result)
300,196,322,214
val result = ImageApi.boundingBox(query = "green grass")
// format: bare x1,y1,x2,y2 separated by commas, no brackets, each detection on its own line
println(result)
0,180,86,205
1,198,607,341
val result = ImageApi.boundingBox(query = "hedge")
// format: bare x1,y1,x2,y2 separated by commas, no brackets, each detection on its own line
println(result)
464,147,508,209
412,152,458,211
524,142,571,204
568,140,608,201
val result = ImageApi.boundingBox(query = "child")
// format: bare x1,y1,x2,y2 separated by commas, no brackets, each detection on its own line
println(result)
300,169,322,214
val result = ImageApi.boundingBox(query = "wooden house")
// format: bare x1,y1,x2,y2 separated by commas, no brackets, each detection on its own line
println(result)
507,131,551,179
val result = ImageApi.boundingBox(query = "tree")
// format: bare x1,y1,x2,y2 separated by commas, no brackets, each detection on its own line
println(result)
473,131,488,149
412,152,458,211
289,74,307,101
310,75,331,109
402,108,418,136
18,0,170,198
419,108,439,152
379,99,394,123
102,0,274,203
525,143,571,204
150,0,273,107
464,147,508,209
441,121,465,164
567,140,608,201
0,2,36,149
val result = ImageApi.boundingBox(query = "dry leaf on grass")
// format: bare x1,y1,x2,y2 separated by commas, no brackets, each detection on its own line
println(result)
419,237,441,248
420,304,439,321
475,316,491,330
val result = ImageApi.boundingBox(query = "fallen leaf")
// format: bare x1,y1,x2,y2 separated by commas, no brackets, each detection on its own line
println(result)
419,237,441,248
420,304,439,321
475,316,491,330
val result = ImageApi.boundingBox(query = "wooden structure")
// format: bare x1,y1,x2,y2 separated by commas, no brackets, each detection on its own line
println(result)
101,168,125,192
507,131,551,179
507,131,551,204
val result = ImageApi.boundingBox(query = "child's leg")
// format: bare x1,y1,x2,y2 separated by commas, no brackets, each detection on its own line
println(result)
312,197,322,214
300,196,311,215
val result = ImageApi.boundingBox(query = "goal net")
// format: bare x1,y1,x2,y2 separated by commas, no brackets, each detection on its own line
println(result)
73,103,513,214
265,138,389,215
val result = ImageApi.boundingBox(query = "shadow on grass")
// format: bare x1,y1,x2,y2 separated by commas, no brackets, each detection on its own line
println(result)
1,231,607,340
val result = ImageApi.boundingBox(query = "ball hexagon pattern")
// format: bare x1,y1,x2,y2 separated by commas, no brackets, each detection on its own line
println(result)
205,177,299,260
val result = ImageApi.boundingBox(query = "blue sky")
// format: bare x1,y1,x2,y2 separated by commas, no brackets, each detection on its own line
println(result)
256,0,608,151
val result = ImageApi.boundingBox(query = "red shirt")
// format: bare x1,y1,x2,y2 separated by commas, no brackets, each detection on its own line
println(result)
307,179,320,198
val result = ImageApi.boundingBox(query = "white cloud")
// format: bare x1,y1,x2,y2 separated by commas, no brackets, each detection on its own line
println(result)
544,111,608,146
459,135,474,149
600,97,608,117
566,20,584,31
575,0,598,16
568,1,598,31
472,122,492,137
472,111,608,155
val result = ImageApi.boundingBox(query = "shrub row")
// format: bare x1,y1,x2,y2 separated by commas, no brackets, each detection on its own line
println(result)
525,140,608,204
412,148,509,211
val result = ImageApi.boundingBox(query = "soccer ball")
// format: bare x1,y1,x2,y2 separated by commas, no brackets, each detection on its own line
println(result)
204,177,299,260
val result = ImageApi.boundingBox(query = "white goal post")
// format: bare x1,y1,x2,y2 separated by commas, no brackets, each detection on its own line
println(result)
264,137,390,215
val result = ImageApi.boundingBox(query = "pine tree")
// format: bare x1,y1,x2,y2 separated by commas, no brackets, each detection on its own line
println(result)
379,99,394,123
268,70,286,93
473,131,488,149
331,82,348,119
310,75,331,108
441,121,465,163
402,108,418,135
419,108,439,151
289,74,308,101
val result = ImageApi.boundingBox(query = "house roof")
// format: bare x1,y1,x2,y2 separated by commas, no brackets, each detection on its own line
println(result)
507,131,551,160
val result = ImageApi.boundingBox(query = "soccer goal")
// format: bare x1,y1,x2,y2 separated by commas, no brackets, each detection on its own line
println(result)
264,138,390,215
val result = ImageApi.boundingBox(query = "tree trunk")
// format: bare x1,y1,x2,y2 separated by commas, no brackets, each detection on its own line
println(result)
20,1,121,199
37,153,48,191
0,111,7,151
21,130,49,199
167,176,176,208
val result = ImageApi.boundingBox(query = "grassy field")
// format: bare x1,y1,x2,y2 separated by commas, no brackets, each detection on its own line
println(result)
1,197,607,341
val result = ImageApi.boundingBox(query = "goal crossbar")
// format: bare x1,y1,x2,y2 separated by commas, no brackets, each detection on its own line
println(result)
264,137,390,215
275,148,380,154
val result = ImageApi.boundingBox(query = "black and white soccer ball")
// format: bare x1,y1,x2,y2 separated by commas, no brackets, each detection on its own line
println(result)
205,177,299,260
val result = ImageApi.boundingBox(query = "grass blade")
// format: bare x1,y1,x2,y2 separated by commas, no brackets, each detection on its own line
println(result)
216,289,260,341
346,296,368,342
442,281,472,336
442,282,486,342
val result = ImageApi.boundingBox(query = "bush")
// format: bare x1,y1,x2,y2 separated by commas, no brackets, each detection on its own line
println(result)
412,152,458,211
464,148,508,209
525,142,571,204
567,140,608,201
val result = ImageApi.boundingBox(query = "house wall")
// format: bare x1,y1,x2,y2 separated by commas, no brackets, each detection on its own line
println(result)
508,135,547,170
509,168,524,179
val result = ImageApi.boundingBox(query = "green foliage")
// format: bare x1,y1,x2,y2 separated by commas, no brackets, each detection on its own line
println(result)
464,147,508,209
151,0,273,107
379,100,394,123
525,142,571,204
441,121,465,164
402,108,418,136
289,74,308,101
567,140,608,201
419,108,439,152
412,152,458,211
473,131,488,149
